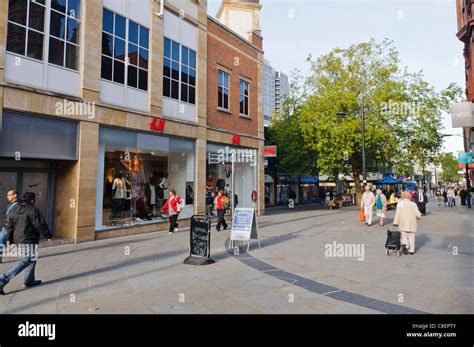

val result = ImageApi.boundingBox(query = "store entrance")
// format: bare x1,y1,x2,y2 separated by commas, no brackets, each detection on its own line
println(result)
206,156,233,217
0,161,55,234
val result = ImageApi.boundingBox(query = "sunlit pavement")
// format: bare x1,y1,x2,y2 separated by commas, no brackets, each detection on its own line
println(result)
0,198,472,314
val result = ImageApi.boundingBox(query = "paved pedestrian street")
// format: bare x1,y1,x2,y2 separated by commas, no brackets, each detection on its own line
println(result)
0,199,472,314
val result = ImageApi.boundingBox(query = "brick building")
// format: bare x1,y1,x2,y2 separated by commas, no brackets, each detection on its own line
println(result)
0,0,264,243
455,0,474,186
205,1,264,212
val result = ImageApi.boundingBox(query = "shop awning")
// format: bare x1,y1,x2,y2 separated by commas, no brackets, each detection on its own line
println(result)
375,175,402,185
287,174,318,184
299,174,318,184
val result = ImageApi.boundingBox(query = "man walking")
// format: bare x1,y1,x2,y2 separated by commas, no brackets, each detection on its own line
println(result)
0,190,19,264
393,191,422,255
361,185,375,226
415,187,428,216
0,192,52,295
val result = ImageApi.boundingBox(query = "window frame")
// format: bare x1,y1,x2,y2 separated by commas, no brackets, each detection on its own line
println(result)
217,69,230,111
6,0,47,61
163,36,197,106
6,0,83,72
101,8,149,91
48,0,82,70
239,78,250,117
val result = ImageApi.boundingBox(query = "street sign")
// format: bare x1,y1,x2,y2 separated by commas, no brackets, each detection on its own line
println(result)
451,102,474,128
183,215,215,265
229,208,261,251
263,145,277,158
458,152,473,165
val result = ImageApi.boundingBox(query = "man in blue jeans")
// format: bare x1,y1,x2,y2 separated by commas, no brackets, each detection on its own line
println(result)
0,189,19,264
0,192,52,295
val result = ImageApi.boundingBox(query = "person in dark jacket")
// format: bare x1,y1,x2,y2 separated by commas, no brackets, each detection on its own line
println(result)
0,192,52,295
415,187,428,216
459,186,467,206
1,189,19,264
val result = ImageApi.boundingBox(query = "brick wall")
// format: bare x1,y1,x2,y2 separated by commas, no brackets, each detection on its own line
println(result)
207,18,260,138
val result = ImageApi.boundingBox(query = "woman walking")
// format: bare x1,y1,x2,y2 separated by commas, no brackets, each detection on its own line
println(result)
161,189,184,234
447,187,455,207
375,189,388,226
435,188,443,207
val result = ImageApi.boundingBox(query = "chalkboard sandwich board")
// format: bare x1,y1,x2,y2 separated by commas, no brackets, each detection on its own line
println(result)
229,208,261,252
183,215,215,265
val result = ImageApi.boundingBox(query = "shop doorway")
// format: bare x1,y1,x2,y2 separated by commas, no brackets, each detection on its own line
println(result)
0,163,55,234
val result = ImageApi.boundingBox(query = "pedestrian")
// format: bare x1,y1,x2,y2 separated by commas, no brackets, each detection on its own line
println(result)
442,189,448,207
361,185,375,226
389,192,398,205
161,189,184,234
415,187,428,216
0,190,19,264
288,189,296,205
393,191,422,255
435,188,443,207
0,192,52,295
375,189,387,227
459,186,467,206
447,187,455,207
214,190,230,231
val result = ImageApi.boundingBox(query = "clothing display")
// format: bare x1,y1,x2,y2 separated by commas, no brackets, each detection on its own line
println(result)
112,177,126,199
159,177,170,197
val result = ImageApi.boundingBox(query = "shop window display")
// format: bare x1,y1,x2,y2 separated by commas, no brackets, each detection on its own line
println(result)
97,128,195,230
206,145,257,214
103,151,170,226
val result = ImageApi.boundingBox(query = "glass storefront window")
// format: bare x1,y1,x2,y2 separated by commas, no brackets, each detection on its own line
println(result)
206,143,258,215
96,128,195,230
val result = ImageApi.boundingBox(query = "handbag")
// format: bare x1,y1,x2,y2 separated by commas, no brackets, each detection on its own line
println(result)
176,196,184,212
359,210,365,222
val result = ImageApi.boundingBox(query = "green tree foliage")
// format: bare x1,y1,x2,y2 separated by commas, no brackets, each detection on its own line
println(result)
268,72,317,176
271,39,461,200
437,152,461,183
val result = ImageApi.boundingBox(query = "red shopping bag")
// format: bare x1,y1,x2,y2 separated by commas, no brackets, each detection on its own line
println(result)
359,210,365,222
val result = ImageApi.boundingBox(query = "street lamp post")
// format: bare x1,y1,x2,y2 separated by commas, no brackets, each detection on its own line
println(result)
361,96,367,185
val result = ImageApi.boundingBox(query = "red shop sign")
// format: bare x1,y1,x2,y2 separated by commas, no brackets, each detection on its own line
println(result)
231,134,241,145
263,145,277,158
149,117,165,132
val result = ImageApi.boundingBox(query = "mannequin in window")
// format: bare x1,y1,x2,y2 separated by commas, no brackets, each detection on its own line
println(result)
145,171,158,216
159,174,170,198
112,172,126,217
122,173,132,214
206,175,214,194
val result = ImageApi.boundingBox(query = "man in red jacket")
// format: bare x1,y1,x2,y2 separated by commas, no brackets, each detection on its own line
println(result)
161,189,183,234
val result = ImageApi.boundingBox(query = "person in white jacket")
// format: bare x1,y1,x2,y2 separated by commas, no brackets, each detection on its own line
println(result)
361,185,375,226
393,191,422,255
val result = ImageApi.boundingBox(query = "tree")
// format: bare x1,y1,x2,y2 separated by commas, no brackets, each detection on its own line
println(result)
437,153,460,183
297,39,460,201
269,71,317,177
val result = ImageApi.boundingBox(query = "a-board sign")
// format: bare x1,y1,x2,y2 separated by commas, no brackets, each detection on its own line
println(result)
229,208,261,251
190,216,210,258
184,215,215,266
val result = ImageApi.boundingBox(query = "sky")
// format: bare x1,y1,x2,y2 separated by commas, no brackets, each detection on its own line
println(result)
208,0,466,156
